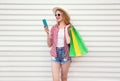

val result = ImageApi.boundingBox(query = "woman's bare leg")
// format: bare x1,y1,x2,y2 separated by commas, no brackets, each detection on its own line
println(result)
61,62,71,81
51,62,61,81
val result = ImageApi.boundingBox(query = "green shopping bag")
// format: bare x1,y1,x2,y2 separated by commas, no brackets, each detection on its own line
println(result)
69,26,88,57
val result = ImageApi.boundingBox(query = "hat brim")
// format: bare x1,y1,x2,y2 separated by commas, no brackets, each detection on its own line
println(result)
52,7,68,14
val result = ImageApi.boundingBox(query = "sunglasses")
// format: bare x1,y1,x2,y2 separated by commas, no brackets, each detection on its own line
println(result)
55,14,61,17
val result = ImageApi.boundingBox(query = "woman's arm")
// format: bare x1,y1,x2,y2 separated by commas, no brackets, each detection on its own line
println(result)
65,24,71,44
47,33,52,47
44,27,52,47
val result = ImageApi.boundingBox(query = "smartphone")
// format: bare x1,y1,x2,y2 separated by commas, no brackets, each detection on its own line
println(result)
42,19,48,27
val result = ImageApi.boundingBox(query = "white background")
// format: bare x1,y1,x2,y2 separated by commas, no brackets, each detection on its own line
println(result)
0,0,120,81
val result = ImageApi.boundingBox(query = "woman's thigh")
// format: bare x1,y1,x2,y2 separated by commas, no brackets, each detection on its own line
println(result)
61,62,71,79
51,62,61,81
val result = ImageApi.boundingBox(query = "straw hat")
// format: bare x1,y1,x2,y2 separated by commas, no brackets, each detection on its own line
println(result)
52,7,69,15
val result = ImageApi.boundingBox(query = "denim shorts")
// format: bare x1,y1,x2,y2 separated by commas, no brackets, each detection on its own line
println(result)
51,47,72,64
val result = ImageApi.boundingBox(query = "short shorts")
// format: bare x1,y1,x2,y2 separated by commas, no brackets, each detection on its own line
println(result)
51,47,72,64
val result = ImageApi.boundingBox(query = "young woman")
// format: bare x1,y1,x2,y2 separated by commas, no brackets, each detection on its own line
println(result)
44,7,72,81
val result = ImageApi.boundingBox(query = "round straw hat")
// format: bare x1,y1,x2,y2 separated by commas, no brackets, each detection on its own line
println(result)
52,7,69,15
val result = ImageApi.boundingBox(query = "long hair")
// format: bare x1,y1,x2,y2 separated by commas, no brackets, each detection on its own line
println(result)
55,9,71,25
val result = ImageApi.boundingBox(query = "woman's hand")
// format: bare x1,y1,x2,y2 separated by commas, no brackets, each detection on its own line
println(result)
44,26,52,47
66,24,71,28
44,27,49,34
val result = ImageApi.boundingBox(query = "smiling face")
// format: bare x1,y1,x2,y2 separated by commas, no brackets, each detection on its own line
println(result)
55,10,63,23
54,8,71,25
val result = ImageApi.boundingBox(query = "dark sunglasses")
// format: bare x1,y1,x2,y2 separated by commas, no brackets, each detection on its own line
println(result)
55,14,61,17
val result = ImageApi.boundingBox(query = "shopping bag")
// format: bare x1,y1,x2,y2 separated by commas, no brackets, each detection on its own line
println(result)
69,26,88,56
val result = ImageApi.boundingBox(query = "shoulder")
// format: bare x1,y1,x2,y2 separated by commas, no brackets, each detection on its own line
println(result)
67,24,73,30
51,24,58,30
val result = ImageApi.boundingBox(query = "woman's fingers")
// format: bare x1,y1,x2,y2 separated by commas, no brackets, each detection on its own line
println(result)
44,27,49,34
66,24,71,28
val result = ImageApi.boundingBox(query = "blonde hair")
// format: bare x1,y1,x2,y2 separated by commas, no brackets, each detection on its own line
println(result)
55,9,71,25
